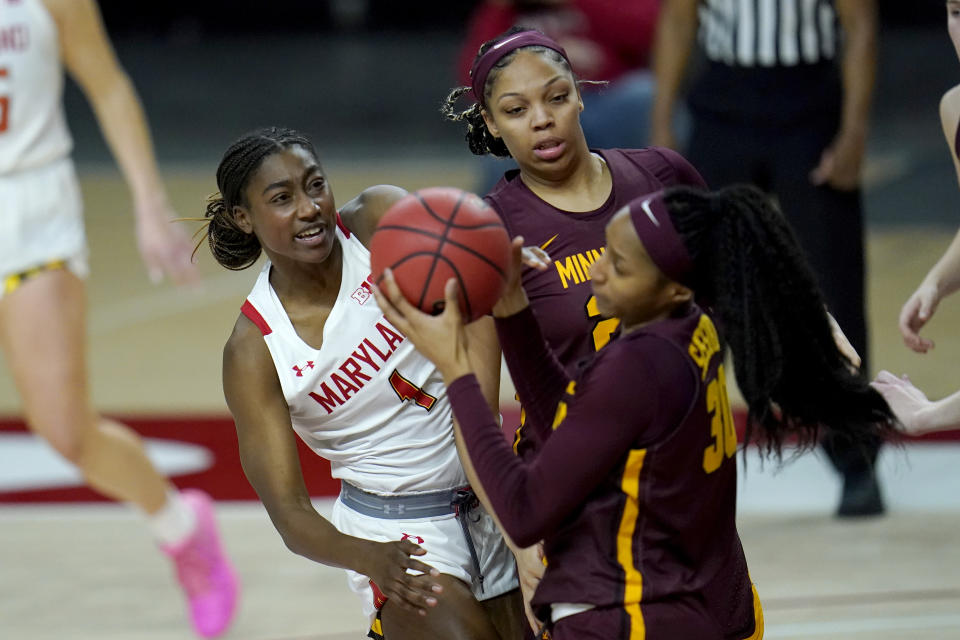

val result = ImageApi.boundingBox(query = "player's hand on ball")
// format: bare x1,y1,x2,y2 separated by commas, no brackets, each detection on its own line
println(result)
374,269,474,383
364,539,443,616
492,237,550,318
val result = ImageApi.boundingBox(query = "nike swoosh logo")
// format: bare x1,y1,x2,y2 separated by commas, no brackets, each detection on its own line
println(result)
641,197,660,227
540,234,559,250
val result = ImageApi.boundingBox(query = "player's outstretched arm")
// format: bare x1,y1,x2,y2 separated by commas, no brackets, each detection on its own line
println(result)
47,0,197,284
872,371,960,435
222,315,442,615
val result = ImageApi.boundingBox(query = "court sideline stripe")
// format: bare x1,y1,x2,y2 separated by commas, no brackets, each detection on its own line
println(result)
764,613,960,637
762,588,960,610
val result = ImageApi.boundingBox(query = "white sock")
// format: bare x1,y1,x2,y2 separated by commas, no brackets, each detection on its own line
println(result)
146,489,197,547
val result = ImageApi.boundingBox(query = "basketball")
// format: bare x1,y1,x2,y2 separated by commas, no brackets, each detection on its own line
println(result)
370,187,512,322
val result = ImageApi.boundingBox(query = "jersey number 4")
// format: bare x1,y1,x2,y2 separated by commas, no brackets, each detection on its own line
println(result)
389,370,437,411
703,364,737,474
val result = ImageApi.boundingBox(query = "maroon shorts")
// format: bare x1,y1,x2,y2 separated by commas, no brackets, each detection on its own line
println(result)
551,601,728,640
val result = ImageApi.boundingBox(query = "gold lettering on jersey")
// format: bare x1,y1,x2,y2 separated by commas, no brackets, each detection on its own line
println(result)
307,317,405,414
702,364,737,474
550,381,577,430
688,314,721,381
554,248,604,289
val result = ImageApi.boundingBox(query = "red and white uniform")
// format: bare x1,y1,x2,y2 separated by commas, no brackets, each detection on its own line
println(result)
0,0,87,285
242,220,517,620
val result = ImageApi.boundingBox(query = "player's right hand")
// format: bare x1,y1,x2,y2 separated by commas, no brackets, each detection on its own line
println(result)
364,539,443,616
899,282,940,353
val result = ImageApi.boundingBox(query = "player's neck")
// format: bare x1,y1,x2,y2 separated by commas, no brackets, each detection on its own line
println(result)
520,150,610,213
267,243,344,308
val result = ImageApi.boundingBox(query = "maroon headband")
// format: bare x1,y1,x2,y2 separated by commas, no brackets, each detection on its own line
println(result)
627,191,695,288
469,30,569,106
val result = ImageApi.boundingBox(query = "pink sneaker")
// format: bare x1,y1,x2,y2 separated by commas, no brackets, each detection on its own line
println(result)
161,489,240,638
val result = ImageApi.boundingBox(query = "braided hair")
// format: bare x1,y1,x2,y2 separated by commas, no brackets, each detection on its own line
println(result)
440,26,587,158
663,184,897,458
201,127,318,270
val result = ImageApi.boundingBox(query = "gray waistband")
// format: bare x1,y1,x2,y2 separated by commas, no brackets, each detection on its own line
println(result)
339,481,466,519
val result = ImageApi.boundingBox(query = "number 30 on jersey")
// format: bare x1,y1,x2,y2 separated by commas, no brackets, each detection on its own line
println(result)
703,364,737,474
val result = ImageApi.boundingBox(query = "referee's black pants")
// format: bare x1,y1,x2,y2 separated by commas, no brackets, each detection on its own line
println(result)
685,109,880,480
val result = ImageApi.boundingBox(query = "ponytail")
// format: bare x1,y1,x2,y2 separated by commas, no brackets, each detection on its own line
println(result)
664,184,897,457
201,193,262,270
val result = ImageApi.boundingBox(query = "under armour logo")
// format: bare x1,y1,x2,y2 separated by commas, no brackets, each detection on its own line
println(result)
292,361,315,377
401,533,424,544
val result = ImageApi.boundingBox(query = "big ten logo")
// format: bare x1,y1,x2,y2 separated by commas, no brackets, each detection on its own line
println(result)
351,275,375,305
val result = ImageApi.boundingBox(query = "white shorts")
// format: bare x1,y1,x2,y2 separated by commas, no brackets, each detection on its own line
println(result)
331,492,518,622
0,157,89,296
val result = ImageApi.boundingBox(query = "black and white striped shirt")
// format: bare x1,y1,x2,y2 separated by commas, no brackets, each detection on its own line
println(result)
698,0,839,67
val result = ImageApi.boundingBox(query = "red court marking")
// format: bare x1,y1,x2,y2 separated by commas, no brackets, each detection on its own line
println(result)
0,415,336,503
1,409,955,503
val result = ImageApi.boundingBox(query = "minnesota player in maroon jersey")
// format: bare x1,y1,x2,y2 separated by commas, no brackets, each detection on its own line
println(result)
442,28,706,452
373,183,899,639
441,28,708,630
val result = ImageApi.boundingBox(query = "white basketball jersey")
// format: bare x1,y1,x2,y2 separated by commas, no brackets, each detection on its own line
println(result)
0,0,73,174
243,218,467,496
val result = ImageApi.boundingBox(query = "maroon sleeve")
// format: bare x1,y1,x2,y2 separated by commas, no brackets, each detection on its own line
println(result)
495,306,572,447
447,336,696,548
651,146,710,190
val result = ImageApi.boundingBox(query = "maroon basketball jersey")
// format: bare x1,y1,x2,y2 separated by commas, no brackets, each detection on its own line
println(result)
450,305,762,639
485,147,706,368
485,147,706,451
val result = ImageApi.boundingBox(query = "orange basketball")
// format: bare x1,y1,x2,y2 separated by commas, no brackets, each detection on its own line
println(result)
370,187,511,322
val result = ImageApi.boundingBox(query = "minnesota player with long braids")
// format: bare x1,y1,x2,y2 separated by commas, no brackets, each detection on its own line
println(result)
374,183,899,639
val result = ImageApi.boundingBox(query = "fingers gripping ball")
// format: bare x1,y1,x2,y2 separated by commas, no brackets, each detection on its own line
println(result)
370,187,511,322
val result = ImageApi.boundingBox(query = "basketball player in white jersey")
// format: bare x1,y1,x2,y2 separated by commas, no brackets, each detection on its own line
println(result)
0,1,238,637
202,127,523,639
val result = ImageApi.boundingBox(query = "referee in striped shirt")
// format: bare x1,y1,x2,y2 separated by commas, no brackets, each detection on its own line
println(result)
650,0,884,518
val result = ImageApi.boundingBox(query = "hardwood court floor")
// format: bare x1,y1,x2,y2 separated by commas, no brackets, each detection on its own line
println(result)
1,165,959,639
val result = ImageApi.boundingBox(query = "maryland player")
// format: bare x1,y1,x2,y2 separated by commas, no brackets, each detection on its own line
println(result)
0,1,236,636
204,127,522,639
374,184,899,639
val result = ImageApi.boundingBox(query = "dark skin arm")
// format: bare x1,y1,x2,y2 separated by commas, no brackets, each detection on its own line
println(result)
649,0,699,150
222,314,442,616
809,0,878,189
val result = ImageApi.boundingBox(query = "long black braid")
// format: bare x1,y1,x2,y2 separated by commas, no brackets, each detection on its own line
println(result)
200,127,317,270
664,184,897,458
440,26,596,158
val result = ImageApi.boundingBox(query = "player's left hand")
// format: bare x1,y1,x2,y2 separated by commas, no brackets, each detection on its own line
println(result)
135,203,201,286
373,269,473,382
514,542,546,635
871,370,932,435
